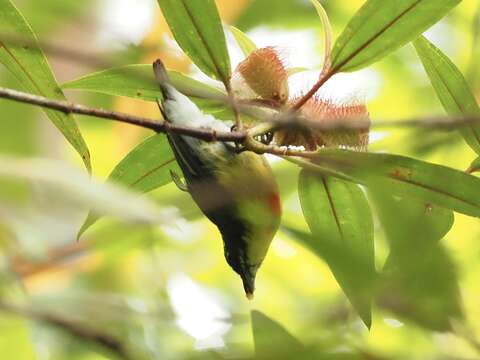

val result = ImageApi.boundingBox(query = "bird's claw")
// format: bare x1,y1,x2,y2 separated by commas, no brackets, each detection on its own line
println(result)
170,170,189,192
230,125,246,152
254,132,274,146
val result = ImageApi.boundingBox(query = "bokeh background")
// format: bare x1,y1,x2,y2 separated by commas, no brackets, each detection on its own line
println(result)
1,0,480,359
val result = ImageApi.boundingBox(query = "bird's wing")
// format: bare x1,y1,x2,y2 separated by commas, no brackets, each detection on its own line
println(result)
167,133,231,184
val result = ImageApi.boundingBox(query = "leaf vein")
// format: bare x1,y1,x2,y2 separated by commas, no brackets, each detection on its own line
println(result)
334,0,423,71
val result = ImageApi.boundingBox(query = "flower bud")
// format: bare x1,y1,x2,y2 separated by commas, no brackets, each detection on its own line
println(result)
275,97,370,151
233,47,289,104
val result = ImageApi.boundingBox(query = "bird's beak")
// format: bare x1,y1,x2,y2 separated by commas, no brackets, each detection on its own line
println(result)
240,267,258,300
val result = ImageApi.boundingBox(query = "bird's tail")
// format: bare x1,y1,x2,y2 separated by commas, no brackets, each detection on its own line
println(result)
153,59,174,101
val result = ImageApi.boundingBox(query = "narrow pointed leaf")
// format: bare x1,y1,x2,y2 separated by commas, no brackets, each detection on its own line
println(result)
157,0,231,83
378,243,462,331
230,26,257,58
414,36,480,155
251,311,303,357
467,157,480,174
62,64,226,102
0,0,91,172
369,191,461,330
310,0,333,69
298,172,376,328
310,149,480,218
369,190,454,257
78,134,180,237
331,0,461,73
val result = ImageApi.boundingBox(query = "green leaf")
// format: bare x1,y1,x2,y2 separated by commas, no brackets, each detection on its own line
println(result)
414,36,480,155
298,172,376,328
368,189,454,268
331,0,461,73
467,157,480,174
251,311,304,357
310,0,333,69
310,149,480,218
378,243,462,331
157,0,231,84
0,0,91,172
62,64,226,102
370,191,454,258
106,135,179,193
230,26,257,58
78,134,180,237
369,191,460,330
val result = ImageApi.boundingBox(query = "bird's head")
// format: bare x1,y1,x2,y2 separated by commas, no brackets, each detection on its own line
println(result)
225,248,260,300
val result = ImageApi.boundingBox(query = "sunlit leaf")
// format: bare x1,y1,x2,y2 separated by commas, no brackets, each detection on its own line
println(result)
0,0,91,172
251,311,304,357
157,0,231,84
414,35,480,155
298,172,376,328
230,26,257,58
79,134,180,237
331,0,461,72
308,149,480,218
62,64,226,102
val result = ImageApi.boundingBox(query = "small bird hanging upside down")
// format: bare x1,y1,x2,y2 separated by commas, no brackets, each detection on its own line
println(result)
153,60,281,299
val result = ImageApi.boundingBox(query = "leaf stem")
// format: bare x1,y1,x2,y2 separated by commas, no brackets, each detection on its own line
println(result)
291,68,335,111
225,82,244,130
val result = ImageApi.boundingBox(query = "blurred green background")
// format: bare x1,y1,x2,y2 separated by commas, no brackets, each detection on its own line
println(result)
1,0,480,359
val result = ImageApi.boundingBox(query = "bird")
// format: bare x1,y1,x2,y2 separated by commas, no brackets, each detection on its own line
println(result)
153,59,281,299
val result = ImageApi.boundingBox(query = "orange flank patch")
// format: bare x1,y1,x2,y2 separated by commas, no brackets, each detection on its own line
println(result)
268,192,282,216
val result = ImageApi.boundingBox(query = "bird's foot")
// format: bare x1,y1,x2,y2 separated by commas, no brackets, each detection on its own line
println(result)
170,170,189,192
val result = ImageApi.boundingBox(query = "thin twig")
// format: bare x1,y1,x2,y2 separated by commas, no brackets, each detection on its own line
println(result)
12,241,90,277
0,86,246,142
3,86,480,159
299,116,480,131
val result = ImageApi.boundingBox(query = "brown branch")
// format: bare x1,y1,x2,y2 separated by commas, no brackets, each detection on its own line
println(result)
3,85,480,159
298,116,480,131
0,300,132,360
11,241,90,278
0,86,246,142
